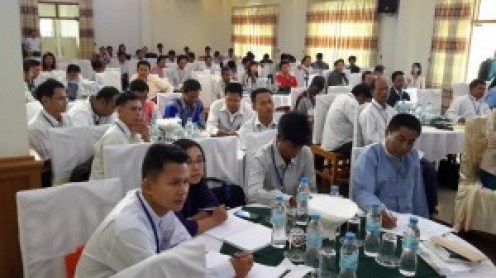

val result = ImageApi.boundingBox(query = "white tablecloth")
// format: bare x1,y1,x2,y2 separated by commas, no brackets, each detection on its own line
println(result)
415,126,465,161
103,136,242,192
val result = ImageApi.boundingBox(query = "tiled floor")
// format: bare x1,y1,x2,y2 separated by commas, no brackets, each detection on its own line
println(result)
433,185,496,264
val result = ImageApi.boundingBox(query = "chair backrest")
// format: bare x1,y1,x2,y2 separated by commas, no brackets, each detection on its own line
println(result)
349,146,367,198
95,68,122,91
104,137,240,191
17,178,125,278
404,88,418,104
146,58,157,69
327,85,351,96
452,83,469,99
49,125,110,185
156,92,181,118
352,104,367,147
348,73,362,88
56,62,69,71
417,89,442,115
36,70,66,86
205,177,247,208
110,237,205,278
290,87,306,109
73,59,93,80
127,59,139,77
190,72,214,107
244,130,277,157
313,94,337,144
26,101,43,123
460,117,488,184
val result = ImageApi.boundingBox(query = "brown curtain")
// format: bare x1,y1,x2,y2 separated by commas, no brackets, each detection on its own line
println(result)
306,0,379,68
19,0,39,37
232,5,278,60
79,0,95,59
427,0,474,88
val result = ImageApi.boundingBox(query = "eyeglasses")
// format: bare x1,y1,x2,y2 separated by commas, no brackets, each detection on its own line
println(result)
188,158,205,165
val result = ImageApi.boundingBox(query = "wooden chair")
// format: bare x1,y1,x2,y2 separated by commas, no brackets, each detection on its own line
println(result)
311,144,350,195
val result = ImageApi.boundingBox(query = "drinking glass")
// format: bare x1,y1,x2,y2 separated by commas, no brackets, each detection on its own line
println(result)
284,227,305,263
375,233,399,268
319,247,338,278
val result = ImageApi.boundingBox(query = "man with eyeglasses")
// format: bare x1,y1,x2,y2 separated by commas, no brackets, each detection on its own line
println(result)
351,114,429,229
28,79,73,162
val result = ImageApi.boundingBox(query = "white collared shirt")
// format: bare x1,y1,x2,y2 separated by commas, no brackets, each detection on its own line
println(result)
130,74,172,100
168,68,191,87
246,140,317,205
238,114,278,149
213,79,228,99
28,110,73,160
90,119,142,180
321,92,358,151
68,99,115,127
206,99,254,135
359,99,396,145
75,189,192,278
445,94,490,122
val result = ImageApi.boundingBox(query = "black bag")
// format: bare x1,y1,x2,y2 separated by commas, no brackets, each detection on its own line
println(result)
437,156,460,190
69,157,93,183
204,177,246,208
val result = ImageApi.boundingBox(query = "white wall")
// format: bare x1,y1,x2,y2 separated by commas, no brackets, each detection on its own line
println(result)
93,0,147,53
0,0,29,157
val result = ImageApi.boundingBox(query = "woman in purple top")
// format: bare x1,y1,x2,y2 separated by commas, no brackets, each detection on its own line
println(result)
173,139,228,235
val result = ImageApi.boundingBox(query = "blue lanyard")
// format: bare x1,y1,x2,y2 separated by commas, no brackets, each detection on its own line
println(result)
135,191,160,254
271,145,287,192
471,99,481,116
42,113,56,128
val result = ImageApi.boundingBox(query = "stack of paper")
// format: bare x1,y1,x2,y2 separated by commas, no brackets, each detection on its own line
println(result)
381,212,454,241
205,211,272,252
206,251,288,278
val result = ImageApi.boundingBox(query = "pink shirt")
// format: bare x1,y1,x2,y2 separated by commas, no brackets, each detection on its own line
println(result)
141,100,157,125
150,66,165,78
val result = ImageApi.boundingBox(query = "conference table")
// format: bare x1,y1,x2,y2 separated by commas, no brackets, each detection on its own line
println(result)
203,205,496,278
415,126,465,162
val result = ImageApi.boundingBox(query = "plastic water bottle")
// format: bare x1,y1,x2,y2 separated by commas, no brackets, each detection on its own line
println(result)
150,111,161,142
330,185,340,197
339,232,358,278
399,216,420,276
184,117,195,139
305,213,323,268
364,204,381,257
295,177,310,225
271,195,287,249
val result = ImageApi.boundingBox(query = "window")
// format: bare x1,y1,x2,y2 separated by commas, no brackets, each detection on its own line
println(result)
38,2,79,59
305,0,379,69
466,0,496,81
232,5,278,60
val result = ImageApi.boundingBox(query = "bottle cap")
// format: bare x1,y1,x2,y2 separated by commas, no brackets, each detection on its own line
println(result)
345,232,356,240
409,216,418,225
371,204,380,210
310,213,320,221
300,176,308,183
275,195,283,202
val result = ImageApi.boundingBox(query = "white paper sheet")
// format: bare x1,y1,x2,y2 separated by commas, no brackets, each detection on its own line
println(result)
206,251,287,278
223,224,272,252
204,212,254,239
381,212,454,241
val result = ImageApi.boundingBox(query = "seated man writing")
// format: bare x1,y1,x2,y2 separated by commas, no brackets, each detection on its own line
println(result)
76,144,253,277
351,114,429,228
246,112,316,206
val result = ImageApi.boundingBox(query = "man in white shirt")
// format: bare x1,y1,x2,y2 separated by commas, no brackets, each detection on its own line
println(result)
23,59,36,102
130,60,172,100
90,92,150,180
28,79,73,161
246,112,316,206
322,84,372,155
202,55,220,74
63,64,95,100
24,29,41,56
169,55,191,89
112,51,130,90
239,88,278,149
359,77,396,146
213,67,232,99
77,144,253,278
68,86,119,127
206,82,254,136
446,78,490,124
296,55,314,87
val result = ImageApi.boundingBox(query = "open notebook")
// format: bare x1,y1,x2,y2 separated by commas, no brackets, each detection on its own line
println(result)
205,210,272,252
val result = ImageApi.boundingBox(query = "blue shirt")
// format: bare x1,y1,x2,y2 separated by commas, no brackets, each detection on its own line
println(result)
351,143,429,218
176,180,219,235
164,96,205,129
485,87,496,109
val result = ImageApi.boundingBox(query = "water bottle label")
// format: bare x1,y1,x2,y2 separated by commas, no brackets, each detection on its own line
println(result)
403,237,419,250
340,253,358,270
297,192,309,203
306,232,322,248
271,212,286,226
366,219,380,233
